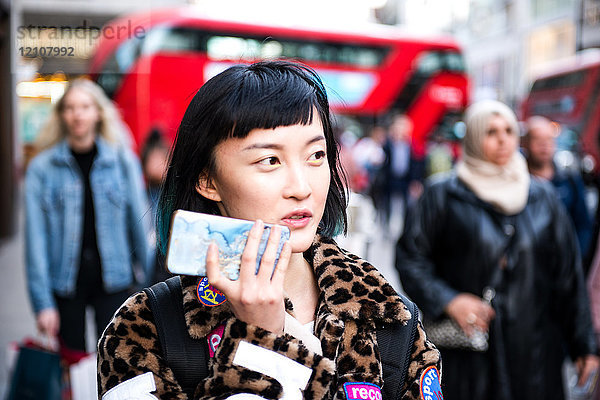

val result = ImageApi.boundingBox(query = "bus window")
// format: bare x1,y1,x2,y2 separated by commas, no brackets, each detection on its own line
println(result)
444,52,466,72
96,36,143,98
415,52,442,75
143,26,207,53
137,26,390,68
395,50,466,112
530,70,586,91
414,50,466,76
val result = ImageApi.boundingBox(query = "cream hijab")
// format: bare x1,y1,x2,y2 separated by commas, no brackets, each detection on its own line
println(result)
455,100,530,215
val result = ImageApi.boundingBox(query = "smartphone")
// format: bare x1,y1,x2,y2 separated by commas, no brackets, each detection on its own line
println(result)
165,210,290,280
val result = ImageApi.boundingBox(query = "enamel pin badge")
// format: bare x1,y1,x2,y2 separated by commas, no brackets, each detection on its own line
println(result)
196,277,227,307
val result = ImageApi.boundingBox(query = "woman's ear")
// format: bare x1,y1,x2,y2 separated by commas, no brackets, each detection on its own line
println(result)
196,173,222,202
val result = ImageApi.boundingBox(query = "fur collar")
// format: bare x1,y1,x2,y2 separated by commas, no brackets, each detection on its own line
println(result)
180,235,412,340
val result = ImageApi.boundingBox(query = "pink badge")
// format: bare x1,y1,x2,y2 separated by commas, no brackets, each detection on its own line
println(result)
343,382,382,400
207,324,225,357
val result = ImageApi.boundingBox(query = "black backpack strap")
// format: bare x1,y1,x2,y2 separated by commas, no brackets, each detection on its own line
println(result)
377,293,419,399
143,276,209,398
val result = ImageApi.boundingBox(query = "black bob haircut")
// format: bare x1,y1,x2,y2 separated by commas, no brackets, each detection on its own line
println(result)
156,60,348,254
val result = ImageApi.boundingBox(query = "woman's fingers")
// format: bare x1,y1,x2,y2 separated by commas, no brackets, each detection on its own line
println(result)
256,225,282,282
205,242,232,293
205,220,287,333
37,308,60,337
239,220,264,282
271,240,291,287
446,293,494,335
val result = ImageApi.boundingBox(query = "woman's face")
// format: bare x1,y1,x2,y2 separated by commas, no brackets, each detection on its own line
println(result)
482,114,518,166
61,87,100,140
202,118,331,253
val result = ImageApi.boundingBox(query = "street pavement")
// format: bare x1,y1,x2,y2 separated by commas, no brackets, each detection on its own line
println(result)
0,196,36,398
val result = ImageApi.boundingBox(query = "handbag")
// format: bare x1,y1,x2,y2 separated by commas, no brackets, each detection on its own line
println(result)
7,341,63,400
423,313,489,351
423,259,505,352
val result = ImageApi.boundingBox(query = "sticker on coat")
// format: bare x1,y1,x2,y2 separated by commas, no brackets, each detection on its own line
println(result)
343,382,382,400
420,366,443,400
102,371,158,400
232,341,312,400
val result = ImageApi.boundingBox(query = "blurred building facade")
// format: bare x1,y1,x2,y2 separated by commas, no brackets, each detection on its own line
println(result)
15,0,186,76
378,0,600,109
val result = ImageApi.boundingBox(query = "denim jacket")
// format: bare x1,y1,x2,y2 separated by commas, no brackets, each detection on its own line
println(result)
24,137,151,313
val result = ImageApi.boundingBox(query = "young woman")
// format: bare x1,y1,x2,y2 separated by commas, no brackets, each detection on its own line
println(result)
24,79,150,356
396,100,599,399
97,61,441,399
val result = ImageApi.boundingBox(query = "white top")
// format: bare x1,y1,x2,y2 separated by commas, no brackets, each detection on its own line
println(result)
284,313,322,355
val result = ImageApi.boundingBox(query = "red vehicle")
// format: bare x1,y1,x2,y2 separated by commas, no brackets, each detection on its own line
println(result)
89,7,470,157
521,53,600,177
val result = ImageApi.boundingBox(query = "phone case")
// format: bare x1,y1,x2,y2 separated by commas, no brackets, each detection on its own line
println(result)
165,210,290,280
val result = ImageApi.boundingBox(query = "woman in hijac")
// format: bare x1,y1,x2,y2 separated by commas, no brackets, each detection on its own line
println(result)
396,99,598,400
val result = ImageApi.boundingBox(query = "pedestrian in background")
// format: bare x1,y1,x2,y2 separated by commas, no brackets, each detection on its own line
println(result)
140,128,171,284
396,99,598,399
373,113,423,233
351,124,386,194
24,79,151,358
522,115,593,269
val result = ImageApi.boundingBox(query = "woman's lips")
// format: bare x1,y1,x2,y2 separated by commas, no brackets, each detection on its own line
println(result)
281,210,312,229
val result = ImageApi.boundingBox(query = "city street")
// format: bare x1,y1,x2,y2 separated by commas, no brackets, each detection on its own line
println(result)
2,0,599,398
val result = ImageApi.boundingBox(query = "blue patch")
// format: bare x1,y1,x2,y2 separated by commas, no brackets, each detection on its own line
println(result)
420,366,443,400
196,277,227,307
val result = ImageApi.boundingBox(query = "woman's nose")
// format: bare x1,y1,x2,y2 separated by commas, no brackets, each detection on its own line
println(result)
283,165,312,200
498,130,510,143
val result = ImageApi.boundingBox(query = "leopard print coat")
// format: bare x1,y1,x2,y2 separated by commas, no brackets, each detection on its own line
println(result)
98,236,441,399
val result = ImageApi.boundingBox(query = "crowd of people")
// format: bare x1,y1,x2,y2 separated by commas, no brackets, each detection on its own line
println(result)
20,61,600,399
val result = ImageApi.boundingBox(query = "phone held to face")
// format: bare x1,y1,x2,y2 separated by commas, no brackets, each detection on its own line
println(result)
166,210,290,280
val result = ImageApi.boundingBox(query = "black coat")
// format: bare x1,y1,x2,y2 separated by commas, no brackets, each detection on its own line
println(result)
396,173,597,400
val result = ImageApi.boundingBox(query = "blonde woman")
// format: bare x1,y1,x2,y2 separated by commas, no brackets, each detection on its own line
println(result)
396,100,598,399
24,79,150,356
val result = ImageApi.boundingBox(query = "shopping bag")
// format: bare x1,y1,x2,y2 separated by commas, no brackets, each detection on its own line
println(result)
69,353,98,400
7,343,62,400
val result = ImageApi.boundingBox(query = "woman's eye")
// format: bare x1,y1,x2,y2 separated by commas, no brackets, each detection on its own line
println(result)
309,150,326,164
258,156,280,166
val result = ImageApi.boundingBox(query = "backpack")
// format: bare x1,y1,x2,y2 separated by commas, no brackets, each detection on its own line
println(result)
144,276,419,399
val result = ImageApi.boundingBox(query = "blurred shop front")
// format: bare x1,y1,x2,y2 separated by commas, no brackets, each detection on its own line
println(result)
15,3,157,166
4,0,182,240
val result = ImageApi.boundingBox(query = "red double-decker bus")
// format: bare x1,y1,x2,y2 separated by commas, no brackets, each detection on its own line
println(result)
521,53,600,178
89,7,470,157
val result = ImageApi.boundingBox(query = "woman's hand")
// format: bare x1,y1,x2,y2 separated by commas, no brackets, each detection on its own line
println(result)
575,354,599,386
206,220,292,334
445,293,495,337
36,308,60,337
